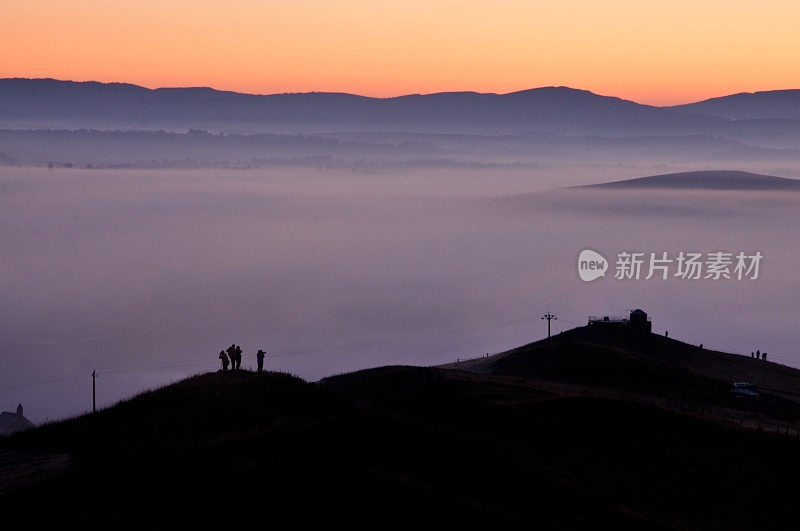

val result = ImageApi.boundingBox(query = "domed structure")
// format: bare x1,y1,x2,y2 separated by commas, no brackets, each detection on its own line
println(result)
629,309,652,333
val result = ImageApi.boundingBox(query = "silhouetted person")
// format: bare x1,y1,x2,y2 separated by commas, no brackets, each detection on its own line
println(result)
763,352,767,361
219,350,229,372
256,349,265,372
665,330,669,338
235,345,242,370
751,351,755,358
698,343,703,349
756,349,761,360
226,344,236,370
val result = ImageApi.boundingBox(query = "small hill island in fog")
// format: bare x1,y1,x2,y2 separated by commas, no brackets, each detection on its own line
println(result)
577,170,800,191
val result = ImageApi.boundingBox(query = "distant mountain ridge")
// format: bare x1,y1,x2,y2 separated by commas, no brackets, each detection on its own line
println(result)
668,89,800,120
0,78,719,132
6,78,800,134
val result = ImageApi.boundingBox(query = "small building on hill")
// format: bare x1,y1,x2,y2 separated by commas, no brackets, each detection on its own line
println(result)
0,404,35,435
588,309,652,334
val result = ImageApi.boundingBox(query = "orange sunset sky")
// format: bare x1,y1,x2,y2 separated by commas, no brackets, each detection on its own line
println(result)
3,0,799,105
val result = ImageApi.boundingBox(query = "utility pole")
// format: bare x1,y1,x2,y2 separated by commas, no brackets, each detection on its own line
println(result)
541,313,557,339
92,370,97,413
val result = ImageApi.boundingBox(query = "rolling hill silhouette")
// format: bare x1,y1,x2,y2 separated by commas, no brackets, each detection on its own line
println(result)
0,78,718,131
7,78,800,142
669,89,800,120
578,170,800,191
3,324,800,528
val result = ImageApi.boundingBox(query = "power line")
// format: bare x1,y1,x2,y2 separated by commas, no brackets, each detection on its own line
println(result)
0,369,89,393
0,313,549,393
3,313,794,395
268,314,544,358
0,313,636,394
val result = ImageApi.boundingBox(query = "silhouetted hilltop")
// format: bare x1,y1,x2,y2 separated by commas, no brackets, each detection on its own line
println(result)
578,170,800,191
670,89,800,120
4,328,800,529
0,78,718,132
448,324,800,412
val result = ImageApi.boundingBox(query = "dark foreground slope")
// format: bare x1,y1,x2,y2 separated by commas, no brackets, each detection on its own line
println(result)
3,333,800,529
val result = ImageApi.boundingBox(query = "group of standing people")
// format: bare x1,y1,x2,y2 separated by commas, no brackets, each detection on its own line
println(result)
751,350,768,361
219,344,267,372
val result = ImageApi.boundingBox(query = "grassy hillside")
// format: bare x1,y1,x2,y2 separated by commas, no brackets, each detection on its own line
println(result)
450,325,800,421
3,328,800,529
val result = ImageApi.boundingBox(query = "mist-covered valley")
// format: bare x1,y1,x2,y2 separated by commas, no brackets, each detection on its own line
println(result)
1,161,798,422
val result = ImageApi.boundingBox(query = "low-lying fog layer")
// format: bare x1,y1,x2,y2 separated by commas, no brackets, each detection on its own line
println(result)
1,166,798,422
